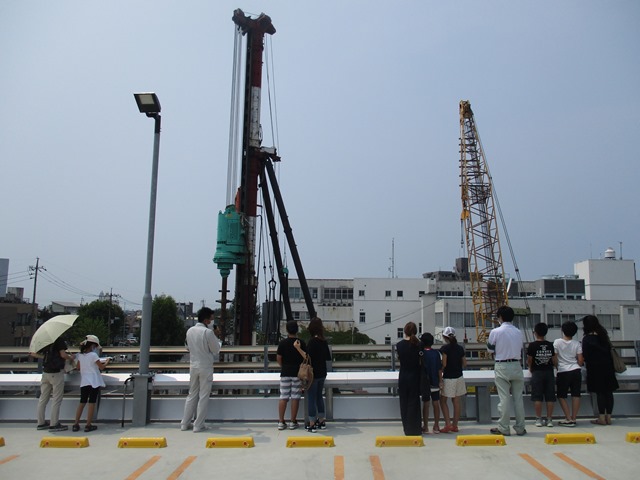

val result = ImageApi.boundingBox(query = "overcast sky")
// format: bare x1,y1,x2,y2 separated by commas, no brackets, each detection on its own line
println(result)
1,1,638,310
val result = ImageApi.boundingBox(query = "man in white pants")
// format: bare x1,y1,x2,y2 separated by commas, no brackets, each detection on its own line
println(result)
180,307,222,433
487,305,526,436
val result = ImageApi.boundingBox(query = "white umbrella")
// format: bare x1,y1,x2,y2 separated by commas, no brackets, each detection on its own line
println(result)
29,314,79,353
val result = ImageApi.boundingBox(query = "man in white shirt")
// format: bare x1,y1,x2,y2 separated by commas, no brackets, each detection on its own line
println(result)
487,305,526,436
180,307,222,433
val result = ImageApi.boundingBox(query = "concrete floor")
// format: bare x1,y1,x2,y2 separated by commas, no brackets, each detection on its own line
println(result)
1,418,639,479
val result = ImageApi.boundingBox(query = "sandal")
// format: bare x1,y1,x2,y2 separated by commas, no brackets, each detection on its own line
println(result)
72,424,80,432
432,426,440,434
440,426,453,433
84,425,98,432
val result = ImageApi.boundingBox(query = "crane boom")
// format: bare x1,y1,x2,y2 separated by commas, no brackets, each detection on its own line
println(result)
459,100,508,342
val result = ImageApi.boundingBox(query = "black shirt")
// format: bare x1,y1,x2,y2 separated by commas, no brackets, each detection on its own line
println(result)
307,337,331,378
440,342,465,379
277,337,307,377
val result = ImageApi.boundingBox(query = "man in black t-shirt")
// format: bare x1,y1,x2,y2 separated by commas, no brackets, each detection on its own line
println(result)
276,321,306,430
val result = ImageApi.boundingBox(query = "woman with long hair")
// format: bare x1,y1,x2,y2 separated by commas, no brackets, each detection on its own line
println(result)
582,315,619,425
305,317,332,433
396,321,422,435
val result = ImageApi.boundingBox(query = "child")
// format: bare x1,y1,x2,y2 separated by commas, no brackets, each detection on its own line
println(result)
439,327,466,433
420,333,443,434
526,323,557,427
276,321,307,431
553,321,584,426
72,335,110,432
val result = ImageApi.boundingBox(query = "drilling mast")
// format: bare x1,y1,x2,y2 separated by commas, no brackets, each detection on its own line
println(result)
214,9,316,345
459,100,508,342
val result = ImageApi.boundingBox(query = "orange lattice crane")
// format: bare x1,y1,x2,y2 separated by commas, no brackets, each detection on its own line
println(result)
459,100,508,342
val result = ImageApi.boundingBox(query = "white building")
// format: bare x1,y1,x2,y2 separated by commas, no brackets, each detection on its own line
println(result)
286,252,639,345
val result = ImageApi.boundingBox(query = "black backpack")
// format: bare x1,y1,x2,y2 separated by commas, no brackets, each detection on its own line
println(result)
42,343,66,372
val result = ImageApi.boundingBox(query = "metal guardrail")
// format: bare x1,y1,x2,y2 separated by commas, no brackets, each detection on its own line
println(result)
1,341,637,373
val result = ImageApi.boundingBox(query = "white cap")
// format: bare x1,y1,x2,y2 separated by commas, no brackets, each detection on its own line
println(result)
443,326,456,338
85,334,101,346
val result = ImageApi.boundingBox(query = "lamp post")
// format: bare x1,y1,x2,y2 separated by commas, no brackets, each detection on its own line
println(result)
132,92,161,426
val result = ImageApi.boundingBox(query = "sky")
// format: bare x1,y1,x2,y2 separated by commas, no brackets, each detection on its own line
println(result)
1,1,639,311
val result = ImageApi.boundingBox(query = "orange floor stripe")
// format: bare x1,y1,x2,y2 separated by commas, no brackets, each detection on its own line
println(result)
167,456,197,480
518,453,561,480
0,455,19,465
334,455,345,480
125,455,161,480
554,452,606,480
369,455,385,480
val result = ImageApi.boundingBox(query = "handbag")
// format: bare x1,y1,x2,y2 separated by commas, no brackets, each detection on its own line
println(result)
297,354,314,389
611,346,627,373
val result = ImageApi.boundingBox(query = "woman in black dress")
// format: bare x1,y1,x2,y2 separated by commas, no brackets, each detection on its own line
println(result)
396,321,422,435
582,315,619,425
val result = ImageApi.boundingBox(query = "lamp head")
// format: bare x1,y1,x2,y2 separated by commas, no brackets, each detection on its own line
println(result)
134,92,161,116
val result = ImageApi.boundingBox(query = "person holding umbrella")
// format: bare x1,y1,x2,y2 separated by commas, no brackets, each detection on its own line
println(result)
29,315,78,432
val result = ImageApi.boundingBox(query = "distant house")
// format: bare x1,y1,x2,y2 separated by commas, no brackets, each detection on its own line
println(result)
50,301,81,315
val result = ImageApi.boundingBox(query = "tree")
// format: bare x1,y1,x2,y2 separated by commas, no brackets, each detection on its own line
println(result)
69,316,108,347
150,294,186,361
299,326,376,361
70,299,124,346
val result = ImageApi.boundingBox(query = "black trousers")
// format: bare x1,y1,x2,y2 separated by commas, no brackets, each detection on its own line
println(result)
595,391,614,415
398,377,422,435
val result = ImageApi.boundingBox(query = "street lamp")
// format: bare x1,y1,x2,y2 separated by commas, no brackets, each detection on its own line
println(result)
132,92,162,426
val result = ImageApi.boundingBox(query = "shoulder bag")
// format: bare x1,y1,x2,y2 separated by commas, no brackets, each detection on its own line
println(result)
298,354,314,389
611,346,627,373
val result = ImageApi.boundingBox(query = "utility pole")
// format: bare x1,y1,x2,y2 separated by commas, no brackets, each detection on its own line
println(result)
29,257,46,346
107,288,121,346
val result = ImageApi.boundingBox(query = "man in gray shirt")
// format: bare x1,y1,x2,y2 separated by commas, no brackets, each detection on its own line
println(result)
180,307,222,433
487,305,526,436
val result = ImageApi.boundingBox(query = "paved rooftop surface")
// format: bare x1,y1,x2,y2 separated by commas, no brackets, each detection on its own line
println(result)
1,418,639,479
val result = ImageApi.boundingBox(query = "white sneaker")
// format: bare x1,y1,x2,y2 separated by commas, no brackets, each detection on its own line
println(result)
546,419,554,428
535,418,544,427
180,423,193,431
288,421,299,430
277,422,287,431
193,425,209,433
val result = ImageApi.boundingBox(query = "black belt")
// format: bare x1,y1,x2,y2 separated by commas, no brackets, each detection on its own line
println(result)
495,359,520,363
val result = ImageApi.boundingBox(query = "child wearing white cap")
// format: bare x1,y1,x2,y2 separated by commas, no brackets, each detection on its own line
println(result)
72,335,111,432
439,327,467,433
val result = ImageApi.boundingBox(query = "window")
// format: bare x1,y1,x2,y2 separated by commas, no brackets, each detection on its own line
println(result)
628,308,635,315
323,288,353,301
397,328,403,339
385,336,391,345
546,314,578,328
358,290,365,298
435,312,443,327
418,291,425,296
449,312,474,328
385,290,391,298
359,311,366,323
397,290,403,298
598,314,621,330
385,312,391,323
288,287,302,300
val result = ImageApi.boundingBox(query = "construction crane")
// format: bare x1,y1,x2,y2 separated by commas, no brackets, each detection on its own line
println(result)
459,100,508,342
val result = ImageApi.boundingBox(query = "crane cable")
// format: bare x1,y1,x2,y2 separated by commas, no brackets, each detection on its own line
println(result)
475,131,531,341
